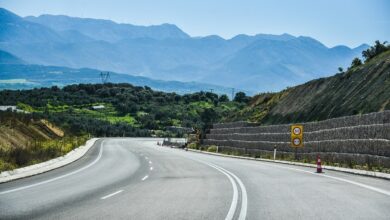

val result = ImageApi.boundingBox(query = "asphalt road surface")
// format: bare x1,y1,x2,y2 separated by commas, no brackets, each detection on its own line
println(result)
1,138,389,219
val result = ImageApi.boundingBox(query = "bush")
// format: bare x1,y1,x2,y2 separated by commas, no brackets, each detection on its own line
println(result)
187,142,199,149
0,135,89,172
0,159,16,172
10,147,31,166
207,145,218,152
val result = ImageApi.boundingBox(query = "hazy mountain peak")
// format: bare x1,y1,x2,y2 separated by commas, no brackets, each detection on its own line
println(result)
353,43,370,51
230,33,296,42
25,14,189,42
296,36,327,48
0,7,22,22
0,50,26,64
202,35,225,41
254,33,296,41
0,8,63,44
330,45,352,53
280,33,295,38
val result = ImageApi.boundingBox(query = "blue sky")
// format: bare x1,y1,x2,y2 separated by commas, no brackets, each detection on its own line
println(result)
1,0,389,47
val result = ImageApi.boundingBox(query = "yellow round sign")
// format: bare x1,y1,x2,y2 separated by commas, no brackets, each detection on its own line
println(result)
293,127,301,135
293,138,301,146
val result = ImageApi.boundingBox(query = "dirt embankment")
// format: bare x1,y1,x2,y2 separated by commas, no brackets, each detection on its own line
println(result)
0,118,63,152
0,113,89,172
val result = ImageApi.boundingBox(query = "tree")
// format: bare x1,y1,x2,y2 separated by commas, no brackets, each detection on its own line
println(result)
205,92,218,103
338,67,344,73
362,40,389,62
200,108,218,128
218,94,229,102
350,57,362,69
234,92,250,103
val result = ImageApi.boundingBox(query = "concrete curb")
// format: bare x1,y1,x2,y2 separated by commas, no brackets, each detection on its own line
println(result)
187,149,390,180
0,138,99,183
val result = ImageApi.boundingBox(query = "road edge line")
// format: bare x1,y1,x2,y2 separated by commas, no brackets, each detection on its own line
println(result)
187,149,390,180
260,162,390,197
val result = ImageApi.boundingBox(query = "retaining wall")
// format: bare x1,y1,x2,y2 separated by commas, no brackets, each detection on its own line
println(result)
204,111,390,168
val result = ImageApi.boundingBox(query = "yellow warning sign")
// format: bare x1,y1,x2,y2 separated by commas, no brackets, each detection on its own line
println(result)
291,125,303,147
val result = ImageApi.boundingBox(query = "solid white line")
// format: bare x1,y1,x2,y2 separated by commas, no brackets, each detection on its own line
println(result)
150,167,153,171
101,190,123,200
142,175,149,181
219,166,248,220
322,174,390,196
149,161,152,164
262,163,390,197
0,141,105,195
204,162,238,220
164,148,245,220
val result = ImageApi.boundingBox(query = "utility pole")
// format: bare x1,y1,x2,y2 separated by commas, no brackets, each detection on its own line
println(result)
231,88,235,101
210,89,214,93
100,72,110,84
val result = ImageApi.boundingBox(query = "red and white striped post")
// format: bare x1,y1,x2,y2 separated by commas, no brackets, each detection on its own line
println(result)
316,154,322,173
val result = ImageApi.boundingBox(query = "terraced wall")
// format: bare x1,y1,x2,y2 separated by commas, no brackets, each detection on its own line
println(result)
204,111,390,168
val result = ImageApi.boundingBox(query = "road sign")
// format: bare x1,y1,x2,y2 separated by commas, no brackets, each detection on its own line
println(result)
291,125,303,147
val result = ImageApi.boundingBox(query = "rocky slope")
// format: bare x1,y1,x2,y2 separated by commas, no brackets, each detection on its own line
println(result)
230,51,390,124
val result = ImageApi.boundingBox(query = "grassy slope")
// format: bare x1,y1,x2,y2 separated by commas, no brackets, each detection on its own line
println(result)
0,116,87,172
230,51,390,124
0,119,60,149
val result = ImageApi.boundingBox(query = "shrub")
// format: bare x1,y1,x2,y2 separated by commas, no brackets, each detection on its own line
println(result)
207,145,218,152
187,142,199,149
0,159,16,172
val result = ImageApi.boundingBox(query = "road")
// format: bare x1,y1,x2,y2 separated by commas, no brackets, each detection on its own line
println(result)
1,138,389,219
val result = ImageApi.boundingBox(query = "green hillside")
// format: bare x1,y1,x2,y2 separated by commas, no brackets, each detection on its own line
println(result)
0,84,245,138
0,111,88,171
229,50,390,124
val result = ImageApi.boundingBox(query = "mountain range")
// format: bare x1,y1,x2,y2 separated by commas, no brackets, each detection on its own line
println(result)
0,8,368,93
0,50,231,94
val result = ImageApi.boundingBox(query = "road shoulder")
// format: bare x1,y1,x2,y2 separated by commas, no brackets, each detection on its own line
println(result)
0,138,99,183
187,149,390,180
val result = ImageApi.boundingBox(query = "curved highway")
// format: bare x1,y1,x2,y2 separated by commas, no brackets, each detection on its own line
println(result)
0,138,389,219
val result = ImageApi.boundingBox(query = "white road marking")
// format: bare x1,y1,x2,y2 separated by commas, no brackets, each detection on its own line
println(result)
145,156,148,159
149,161,152,164
101,190,123,200
218,166,248,220
142,175,149,181
150,167,153,171
262,163,390,197
158,145,247,220
183,147,390,199
203,162,238,220
0,141,105,195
